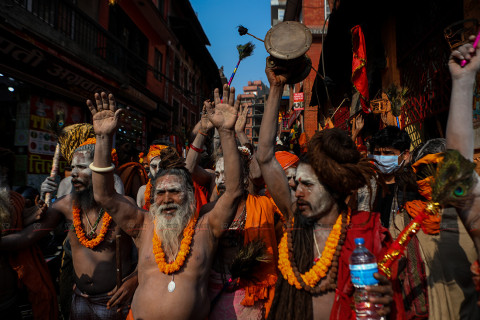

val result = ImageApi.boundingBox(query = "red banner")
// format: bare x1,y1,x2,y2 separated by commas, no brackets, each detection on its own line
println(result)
351,25,370,113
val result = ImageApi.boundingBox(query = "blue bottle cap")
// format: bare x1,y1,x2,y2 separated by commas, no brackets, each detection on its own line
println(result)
354,238,365,245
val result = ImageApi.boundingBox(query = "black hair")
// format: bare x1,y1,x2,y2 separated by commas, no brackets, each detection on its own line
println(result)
369,125,411,153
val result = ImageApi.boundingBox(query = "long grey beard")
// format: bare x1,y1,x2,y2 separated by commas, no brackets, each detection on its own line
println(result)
0,190,12,234
150,201,194,260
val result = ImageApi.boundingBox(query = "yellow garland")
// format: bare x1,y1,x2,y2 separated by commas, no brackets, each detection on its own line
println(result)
144,179,152,210
152,210,199,274
72,204,112,249
278,212,351,289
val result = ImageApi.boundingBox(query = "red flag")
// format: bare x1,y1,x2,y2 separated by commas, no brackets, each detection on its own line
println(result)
351,25,370,113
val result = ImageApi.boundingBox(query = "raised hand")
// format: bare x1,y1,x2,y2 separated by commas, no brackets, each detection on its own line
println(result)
86,92,123,137
200,101,214,133
235,104,249,133
449,34,480,80
265,57,289,88
355,115,365,132
205,85,239,131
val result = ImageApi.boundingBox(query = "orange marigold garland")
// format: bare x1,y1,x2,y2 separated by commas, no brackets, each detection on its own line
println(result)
72,204,112,249
144,179,152,210
278,210,351,291
152,209,199,274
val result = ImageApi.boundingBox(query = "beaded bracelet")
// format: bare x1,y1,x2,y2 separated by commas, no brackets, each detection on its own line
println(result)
199,131,208,137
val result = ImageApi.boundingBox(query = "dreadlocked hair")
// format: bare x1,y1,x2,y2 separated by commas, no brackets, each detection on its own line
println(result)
239,143,253,191
268,213,315,319
58,123,95,163
307,128,378,205
149,146,193,205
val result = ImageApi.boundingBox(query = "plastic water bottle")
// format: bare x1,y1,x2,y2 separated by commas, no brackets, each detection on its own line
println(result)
349,237,382,320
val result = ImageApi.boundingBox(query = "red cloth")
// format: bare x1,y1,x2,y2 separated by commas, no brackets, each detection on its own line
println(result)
8,191,59,320
330,210,404,320
193,181,208,214
351,25,370,113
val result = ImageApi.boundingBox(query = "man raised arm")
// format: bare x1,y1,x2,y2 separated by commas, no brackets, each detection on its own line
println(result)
88,85,243,320
446,36,480,257
256,60,293,218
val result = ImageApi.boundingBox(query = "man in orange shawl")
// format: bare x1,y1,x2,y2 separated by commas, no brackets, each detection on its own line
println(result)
0,148,58,320
136,143,168,209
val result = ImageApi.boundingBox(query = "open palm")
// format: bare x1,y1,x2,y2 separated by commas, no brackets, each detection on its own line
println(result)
86,92,123,136
235,104,249,133
206,85,239,131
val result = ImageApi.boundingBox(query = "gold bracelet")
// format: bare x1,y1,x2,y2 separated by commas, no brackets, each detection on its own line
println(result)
89,163,115,173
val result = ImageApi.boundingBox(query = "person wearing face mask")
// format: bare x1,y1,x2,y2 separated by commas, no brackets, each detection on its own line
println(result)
369,125,412,229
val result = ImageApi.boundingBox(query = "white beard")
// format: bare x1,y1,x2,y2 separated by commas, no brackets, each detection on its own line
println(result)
150,198,194,261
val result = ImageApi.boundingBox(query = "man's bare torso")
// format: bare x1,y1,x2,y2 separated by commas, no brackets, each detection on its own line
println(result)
131,214,216,320
54,195,134,295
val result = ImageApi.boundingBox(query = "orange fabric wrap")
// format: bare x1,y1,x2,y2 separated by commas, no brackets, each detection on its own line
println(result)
77,137,118,166
147,144,168,163
403,152,445,234
275,151,299,170
241,194,279,317
126,309,135,320
403,200,441,235
8,191,59,320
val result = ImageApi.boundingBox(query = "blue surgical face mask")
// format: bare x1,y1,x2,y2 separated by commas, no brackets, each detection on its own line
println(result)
372,154,403,174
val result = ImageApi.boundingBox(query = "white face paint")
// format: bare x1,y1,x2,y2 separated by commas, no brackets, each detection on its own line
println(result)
71,151,93,191
149,156,161,178
294,163,335,219
151,174,194,259
285,166,297,202
215,157,225,193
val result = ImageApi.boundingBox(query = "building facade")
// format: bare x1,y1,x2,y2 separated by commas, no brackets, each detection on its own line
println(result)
238,80,269,146
0,0,221,188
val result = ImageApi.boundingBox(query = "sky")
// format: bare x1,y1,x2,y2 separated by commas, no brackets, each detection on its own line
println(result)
190,0,272,93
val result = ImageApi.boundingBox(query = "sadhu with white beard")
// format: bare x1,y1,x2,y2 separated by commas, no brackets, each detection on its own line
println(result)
88,86,244,320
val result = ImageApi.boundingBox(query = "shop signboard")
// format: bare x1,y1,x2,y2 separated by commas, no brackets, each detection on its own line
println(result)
27,96,84,174
293,92,304,111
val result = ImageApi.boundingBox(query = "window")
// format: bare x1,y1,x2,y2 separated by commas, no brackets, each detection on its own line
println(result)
325,1,331,19
182,106,188,126
246,129,250,135
191,112,196,127
184,69,188,90
174,57,180,84
154,49,163,81
158,0,165,17
173,99,179,124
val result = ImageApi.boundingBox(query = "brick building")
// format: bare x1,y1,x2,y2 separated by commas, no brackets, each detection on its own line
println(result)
0,0,220,188
238,80,269,146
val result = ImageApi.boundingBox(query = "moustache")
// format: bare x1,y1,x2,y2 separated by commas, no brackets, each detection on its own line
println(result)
296,200,310,207
71,179,85,186
158,203,181,215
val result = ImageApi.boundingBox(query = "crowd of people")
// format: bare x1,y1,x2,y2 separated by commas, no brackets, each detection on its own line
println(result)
0,35,479,320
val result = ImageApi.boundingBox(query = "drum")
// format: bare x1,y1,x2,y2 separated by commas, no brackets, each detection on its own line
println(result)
264,21,313,84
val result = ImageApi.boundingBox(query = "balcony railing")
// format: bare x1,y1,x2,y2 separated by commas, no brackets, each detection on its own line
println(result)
13,0,150,85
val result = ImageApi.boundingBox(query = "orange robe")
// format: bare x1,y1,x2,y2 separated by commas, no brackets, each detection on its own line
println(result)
241,194,280,317
8,191,58,320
